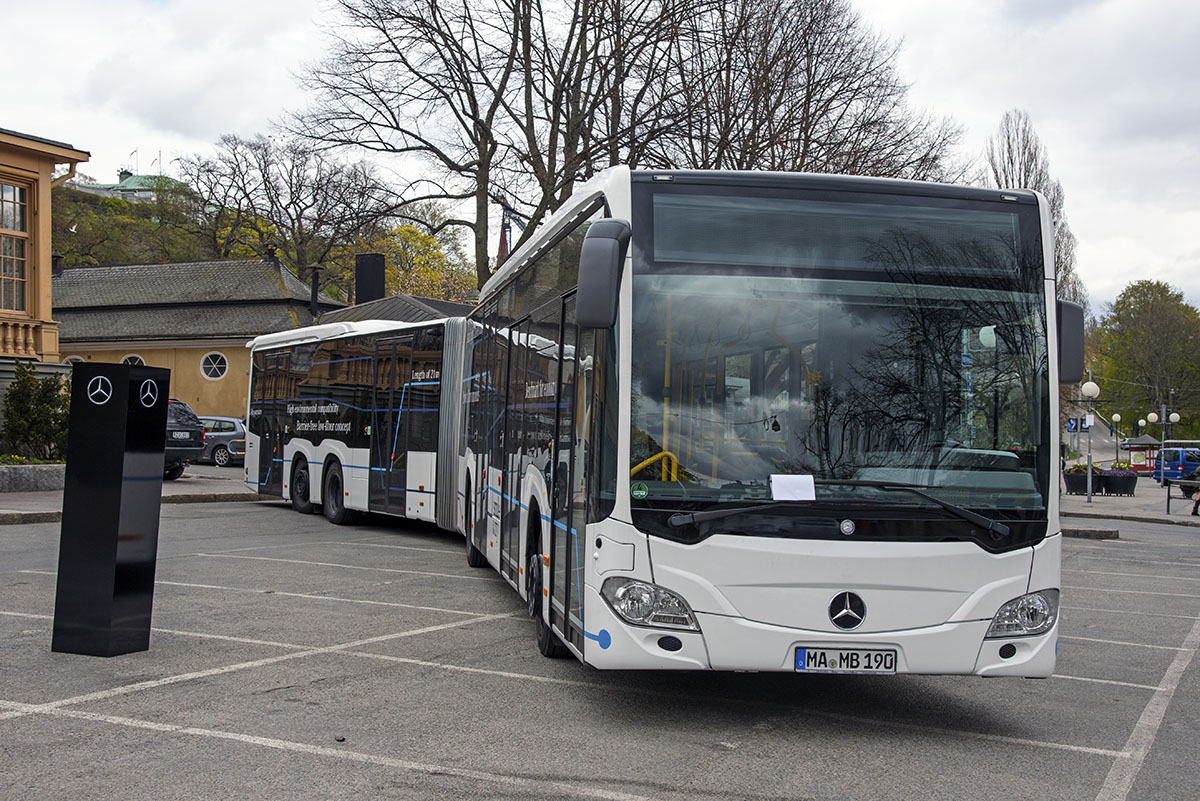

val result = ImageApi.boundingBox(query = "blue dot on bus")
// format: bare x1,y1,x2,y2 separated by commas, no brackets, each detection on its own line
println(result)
597,629,611,649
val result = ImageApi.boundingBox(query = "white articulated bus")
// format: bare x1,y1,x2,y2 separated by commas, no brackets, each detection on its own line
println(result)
247,167,1086,676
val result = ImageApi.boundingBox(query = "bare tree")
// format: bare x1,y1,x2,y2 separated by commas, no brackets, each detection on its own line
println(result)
178,134,397,285
658,0,964,180
984,109,1087,311
299,0,964,284
495,0,697,249
296,0,524,288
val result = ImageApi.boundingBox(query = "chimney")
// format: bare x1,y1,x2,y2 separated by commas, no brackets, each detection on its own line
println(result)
355,253,385,305
118,169,133,183
309,264,321,319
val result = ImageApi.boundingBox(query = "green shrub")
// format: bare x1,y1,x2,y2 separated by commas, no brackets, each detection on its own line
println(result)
2,361,70,461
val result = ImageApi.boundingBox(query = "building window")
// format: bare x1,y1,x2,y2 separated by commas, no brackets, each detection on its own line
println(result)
62,355,84,364
0,180,29,312
201,351,228,380
121,354,145,366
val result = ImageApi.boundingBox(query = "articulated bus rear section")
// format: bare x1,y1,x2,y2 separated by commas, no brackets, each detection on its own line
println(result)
244,318,469,530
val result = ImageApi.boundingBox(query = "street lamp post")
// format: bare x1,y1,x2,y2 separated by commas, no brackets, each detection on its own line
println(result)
1112,413,1121,463
1149,411,1160,481
1082,381,1100,502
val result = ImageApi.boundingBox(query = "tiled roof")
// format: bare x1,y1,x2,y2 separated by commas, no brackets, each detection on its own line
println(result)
52,259,345,343
53,259,342,309
319,294,474,323
56,304,321,342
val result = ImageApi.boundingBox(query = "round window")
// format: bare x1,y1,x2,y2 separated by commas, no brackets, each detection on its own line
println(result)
121,354,145,366
62,355,85,364
201,352,228,380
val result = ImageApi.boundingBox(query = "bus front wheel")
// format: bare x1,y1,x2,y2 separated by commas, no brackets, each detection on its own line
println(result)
527,553,568,659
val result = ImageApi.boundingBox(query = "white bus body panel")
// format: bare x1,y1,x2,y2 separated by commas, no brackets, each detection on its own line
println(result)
407,451,437,521
577,518,1058,675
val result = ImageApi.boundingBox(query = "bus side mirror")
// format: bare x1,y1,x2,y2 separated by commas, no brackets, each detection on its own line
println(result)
576,219,632,329
1057,299,1084,383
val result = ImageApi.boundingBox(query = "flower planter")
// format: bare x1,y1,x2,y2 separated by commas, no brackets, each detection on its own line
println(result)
1063,473,1090,495
1101,474,1137,496
0,463,66,492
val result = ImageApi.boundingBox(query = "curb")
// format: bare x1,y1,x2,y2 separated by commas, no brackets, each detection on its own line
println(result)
1062,526,1119,540
1062,510,1200,528
0,493,270,526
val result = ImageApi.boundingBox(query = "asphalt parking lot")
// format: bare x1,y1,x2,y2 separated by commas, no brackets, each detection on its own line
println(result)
2,501,1197,801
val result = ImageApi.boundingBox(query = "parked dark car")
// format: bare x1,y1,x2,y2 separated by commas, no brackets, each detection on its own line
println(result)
199,416,246,467
165,399,205,480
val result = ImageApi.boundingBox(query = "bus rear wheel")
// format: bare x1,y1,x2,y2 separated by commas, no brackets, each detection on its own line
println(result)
322,462,355,525
527,553,568,658
291,457,314,514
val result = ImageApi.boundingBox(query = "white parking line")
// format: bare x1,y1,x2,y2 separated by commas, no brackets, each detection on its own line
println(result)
335,540,462,555
155,579,510,617
1095,614,1200,801
17,612,518,713
1053,674,1160,691
197,553,496,581
1063,605,1200,620
17,569,506,617
192,537,387,555
152,628,311,650
1063,568,1200,583
334,652,1127,758
0,701,656,801
1067,553,1200,569
0,610,49,620
1062,585,1200,600
1060,635,1188,652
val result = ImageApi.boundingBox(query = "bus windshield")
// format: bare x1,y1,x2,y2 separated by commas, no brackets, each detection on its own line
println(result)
628,182,1050,527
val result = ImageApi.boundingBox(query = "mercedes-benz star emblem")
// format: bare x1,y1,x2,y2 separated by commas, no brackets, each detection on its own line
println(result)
829,591,866,630
139,379,159,408
87,376,113,406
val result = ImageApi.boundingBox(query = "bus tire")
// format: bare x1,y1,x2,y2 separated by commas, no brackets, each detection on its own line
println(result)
322,461,355,525
465,480,487,567
528,553,568,658
291,457,314,514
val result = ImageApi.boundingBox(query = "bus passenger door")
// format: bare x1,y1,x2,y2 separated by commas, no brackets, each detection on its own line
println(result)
257,350,288,496
550,296,585,652
369,342,393,513
371,336,413,516
499,322,528,583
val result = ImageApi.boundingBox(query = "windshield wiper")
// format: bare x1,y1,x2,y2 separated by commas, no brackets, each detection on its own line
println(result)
666,479,1010,537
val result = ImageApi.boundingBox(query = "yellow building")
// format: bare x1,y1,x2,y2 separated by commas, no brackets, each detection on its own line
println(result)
53,259,342,417
0,128,89,366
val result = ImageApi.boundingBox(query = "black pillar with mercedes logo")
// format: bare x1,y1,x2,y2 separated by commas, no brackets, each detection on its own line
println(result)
52,362,171,656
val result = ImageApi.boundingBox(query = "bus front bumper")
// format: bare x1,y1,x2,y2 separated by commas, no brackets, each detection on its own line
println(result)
582,586,1057,676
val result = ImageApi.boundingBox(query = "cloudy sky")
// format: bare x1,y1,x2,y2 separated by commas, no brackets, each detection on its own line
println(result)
8,0,1196,310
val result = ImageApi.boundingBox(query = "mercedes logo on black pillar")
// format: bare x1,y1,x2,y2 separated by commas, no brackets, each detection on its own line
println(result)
139,379,159,408
829,592,866,630
87,376,113,406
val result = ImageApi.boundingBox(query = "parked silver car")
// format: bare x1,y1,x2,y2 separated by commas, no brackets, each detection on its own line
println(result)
198,416,247,467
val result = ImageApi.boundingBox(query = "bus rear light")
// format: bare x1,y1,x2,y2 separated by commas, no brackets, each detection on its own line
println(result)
601,577,699,631
985,590,1059,638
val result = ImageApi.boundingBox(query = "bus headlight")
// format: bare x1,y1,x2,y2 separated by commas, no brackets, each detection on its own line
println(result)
985,590,1059,638
601,578,699,631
